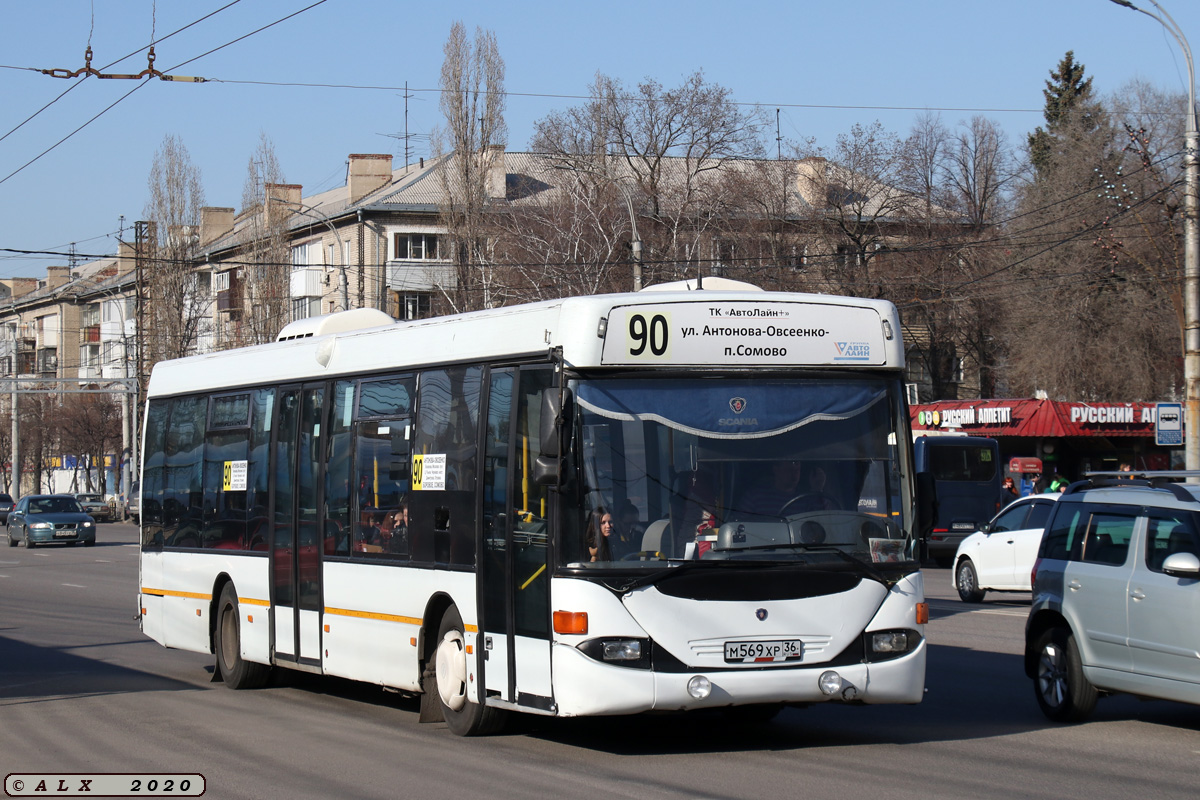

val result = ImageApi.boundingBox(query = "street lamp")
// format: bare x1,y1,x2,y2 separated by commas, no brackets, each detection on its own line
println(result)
269,196,351,311
1111,0,1199,473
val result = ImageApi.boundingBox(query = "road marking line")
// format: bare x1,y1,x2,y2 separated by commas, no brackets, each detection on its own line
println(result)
94,559,113,563
62,583,86,588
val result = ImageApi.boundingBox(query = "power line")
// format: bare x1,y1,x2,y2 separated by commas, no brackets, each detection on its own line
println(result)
0,0,244,147
0,0,329,189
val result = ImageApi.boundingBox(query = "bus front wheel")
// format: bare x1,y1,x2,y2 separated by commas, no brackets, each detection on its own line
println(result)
215,583,271,690
431,606,506,736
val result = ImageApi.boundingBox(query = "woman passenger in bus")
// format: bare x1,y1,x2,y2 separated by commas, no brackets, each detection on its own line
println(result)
585,507,614,562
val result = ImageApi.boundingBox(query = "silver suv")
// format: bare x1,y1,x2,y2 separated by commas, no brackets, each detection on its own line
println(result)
1025,473,1200,722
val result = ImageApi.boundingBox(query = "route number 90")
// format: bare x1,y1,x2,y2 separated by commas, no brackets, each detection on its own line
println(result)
628,313,669,358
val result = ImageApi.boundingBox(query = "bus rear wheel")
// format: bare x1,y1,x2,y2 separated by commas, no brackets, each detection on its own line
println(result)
432,606,506,736
215,583,271,690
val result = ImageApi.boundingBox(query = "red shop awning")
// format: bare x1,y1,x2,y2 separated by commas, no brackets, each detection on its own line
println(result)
911,399,1159,438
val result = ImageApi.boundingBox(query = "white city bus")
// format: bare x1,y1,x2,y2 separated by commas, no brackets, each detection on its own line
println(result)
137,279,929,735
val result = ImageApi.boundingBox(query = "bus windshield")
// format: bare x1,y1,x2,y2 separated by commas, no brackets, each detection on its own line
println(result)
561,375,914,569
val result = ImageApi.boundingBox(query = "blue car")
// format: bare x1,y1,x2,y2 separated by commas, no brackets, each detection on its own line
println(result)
6,494,97,548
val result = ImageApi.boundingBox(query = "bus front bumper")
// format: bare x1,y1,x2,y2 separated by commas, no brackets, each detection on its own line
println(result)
550,638,926,717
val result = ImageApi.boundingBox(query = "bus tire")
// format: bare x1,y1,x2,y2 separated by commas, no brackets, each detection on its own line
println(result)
215,583,271,690
432,606,506,736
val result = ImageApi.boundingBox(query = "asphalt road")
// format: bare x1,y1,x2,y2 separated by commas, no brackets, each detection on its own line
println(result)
2,523,1199,799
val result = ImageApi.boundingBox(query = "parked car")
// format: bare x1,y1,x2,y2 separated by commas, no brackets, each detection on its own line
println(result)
952,493,1059,602
1026,474,1200,722
125,480,140,523
75,493,113,522
0,493,14,525
6,494,97,548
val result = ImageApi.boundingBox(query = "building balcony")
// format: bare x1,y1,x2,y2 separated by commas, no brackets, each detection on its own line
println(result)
387,261,457,292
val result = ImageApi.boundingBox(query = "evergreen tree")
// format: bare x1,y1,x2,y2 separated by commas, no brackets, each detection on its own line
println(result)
1028,51,1099,177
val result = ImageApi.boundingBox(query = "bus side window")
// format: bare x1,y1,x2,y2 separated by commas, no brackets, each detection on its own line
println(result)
325,381,353,555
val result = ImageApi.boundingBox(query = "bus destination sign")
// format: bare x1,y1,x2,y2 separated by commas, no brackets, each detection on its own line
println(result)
600,301,887,366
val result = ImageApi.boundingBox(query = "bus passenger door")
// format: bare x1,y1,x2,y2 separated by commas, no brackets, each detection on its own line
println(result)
481,367,554,709
271,383,327,668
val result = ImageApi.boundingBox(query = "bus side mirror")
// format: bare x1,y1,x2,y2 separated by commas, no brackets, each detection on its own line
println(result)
916,470,937,560
533,387,573,486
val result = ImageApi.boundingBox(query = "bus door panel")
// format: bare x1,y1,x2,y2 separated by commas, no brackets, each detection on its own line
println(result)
271,384,327,666
510,368,554,704
480,366,554,707
481,368,514,701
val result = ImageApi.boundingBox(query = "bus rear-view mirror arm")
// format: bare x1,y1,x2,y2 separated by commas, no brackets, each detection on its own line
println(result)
534,387,573,486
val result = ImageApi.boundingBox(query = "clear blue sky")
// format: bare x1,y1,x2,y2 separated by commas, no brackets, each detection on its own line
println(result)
1,0,1198,278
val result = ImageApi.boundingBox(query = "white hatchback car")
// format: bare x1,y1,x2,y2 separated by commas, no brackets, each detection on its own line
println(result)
952,493,1060,602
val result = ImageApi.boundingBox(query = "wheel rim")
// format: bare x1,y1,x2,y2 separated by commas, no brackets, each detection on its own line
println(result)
1037,641,1068,709
219,602,238,671
958,563,975,594
435,630,468,711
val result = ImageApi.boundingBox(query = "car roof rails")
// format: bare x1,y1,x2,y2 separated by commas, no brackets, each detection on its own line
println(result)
1066,471,1200,503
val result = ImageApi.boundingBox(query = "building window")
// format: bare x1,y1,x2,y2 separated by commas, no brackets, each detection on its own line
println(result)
394,234,440,261
835,244,858,269
396,292,431,321
82,303,100,327
37,349,57,374
292,297,320,321
292,242,313,268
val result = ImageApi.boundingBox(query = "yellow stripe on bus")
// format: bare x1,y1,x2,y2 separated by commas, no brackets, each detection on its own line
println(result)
142,587,212,601
324,606,423,626
238,596,271,607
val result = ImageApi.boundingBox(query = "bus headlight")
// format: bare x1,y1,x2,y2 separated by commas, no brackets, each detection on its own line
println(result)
864,629,921,662
687,675,712,699
602,640,642,661
576,637,651,668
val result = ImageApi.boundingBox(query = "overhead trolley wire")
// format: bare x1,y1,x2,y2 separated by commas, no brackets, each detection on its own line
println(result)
0,0,327,189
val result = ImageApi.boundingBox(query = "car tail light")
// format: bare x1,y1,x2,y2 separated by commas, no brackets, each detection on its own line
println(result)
1030,557,1042,589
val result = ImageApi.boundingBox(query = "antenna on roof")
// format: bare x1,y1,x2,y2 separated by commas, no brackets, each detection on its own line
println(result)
776,108,782,160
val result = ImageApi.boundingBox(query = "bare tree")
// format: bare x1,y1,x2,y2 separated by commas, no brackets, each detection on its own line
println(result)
58,394,122,492
143,134,210,363
999,65,1180,401
795,122,919,297
488,170,631,300
434,21,506,311
948,116,1017,232
529,71,767,286
232,133,291,346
